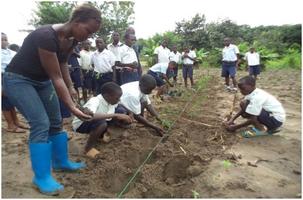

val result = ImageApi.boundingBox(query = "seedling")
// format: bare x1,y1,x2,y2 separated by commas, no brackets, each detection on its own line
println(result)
161,119,173,129
192,190,200,198
222,160,232,169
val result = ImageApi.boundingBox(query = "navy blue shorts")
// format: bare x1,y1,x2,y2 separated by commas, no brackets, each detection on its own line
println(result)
221,62,236,78
82,69,94,90
182,64,193,79
76,119,107,134
70,68,82,88
257,109,283,131
249,65,261,76
121,71,139,84
173,64,178,78
147,70,165,87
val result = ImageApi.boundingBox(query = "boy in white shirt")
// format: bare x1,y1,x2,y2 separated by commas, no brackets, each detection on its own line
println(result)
169,45,181,84
244,47,261,79
222,37,240,92
154,40,171,63
72,82,132,158
224,76,285,137
182,47,197,88
79,40,93,102
91,38,116,95
117,74,165,136
116,33,139,84
147,61,176,97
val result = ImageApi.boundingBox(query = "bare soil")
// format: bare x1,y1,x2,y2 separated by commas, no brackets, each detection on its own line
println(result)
1,67,301,198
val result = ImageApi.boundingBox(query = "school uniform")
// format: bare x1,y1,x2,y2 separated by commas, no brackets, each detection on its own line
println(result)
154,45,171,63
182,50,196,79
147,63,169,86
222,44,239,78
117,81,151,115
244,88,286,131
1,48,16,111
119,44,139,84
107,42,123,85
72,94,118,133
169,51,181,78
79,49,94,90
91,49,116,95
245,52,260,76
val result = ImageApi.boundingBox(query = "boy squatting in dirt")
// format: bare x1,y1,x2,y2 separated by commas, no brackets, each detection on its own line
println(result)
72,82,132,158
224,76,286,137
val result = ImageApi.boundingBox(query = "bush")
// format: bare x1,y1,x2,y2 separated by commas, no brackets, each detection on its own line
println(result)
265,49,301,69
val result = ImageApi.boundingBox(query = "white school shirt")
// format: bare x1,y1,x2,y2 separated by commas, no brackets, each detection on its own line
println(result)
244,52,260,66
222,44,239,62
149,63,168,74
169,51,182,64
1,49,16,73
72,94,118,131
119,44,138,64
79,50,93,70
182,50,196,65
120,81,151,115
244,88,286,122
107,42,123,61
91,49,116,73
154,45,171,63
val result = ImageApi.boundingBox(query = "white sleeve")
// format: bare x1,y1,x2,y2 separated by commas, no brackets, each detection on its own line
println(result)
160,65,167,74
244,52,248,60
154,47,159,55
234,45,240,54
83,97,100,114
141,95,151,105
245,96,267,116
191,51,196,58
109,51,116,66
122,96,141,115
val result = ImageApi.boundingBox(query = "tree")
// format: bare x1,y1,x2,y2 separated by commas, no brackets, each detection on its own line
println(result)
29,1,135,41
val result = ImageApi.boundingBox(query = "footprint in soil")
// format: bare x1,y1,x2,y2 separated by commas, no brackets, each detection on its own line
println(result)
163,155,191,184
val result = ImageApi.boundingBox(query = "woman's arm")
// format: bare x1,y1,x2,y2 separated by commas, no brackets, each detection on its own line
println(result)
38,48,91,120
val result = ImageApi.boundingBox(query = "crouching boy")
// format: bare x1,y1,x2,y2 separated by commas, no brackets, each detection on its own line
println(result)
224,76,285,137
72,82,132,157
147,61,176,98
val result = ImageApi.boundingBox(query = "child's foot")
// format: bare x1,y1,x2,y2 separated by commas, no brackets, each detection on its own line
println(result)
16,122,29,129
86,148,100,158
224,85,231,91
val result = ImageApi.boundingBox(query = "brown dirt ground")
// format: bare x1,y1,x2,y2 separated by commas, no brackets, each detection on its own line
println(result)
1,67,301,198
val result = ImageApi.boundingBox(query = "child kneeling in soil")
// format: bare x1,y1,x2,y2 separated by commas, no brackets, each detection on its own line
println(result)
147,61,176,98
117,74,165,136
224,76,285,137
72,82,132,157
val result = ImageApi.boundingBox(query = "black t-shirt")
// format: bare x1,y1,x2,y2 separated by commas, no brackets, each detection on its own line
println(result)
6,25,76,81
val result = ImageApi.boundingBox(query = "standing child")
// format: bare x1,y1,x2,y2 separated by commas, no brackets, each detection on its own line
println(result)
154,39,171,64
72,82,132,158
147,61,176,98
169,45,182,84
244,47,261,79
224,76,286,137
182,47,196,88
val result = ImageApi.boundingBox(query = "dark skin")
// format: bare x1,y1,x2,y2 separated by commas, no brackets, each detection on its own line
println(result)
223,83,265,132
39,18,100,121
223,38,240,87
84,91,132,152
133,82,165,136
110,32,120,82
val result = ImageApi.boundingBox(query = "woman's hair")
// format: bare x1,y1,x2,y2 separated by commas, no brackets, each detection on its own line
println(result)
69,3,101,24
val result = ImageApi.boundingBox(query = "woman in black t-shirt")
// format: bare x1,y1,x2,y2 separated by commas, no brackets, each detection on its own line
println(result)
3,4,101,196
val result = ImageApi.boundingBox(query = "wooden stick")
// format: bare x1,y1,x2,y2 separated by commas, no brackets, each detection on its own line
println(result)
179,117,216,127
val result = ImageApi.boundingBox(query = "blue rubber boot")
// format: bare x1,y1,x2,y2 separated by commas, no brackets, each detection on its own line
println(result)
29,142,64,195
49,131,86,171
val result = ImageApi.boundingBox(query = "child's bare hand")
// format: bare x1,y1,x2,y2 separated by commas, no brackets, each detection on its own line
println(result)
155,127,165,136
79,107,94,117
225,124,237,132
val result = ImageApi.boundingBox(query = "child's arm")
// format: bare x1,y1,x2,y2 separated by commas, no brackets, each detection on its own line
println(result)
133,114,164,136
93,113,132,123
162,73,173,87
225,116,257,132
145,104,161,121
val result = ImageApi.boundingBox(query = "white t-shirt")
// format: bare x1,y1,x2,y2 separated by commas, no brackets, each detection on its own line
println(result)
119,44,138,64
244,88,286,122
222,44,239,62
72,94,118,131
120,81,151,115
154,45,171,63
1,49,16,73
169,51,182,64
79,50,93,70
245,52,260,66
149,63,168,74
182,50,196,65
91,49,116,73
107,42,123,62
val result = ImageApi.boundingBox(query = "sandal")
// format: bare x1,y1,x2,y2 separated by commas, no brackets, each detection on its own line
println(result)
241,127,269,138
5,127,26,133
